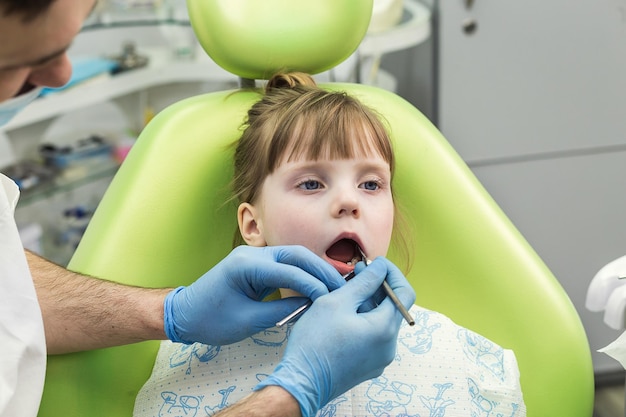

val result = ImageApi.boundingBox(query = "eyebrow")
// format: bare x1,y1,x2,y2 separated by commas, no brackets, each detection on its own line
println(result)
0,46,70,72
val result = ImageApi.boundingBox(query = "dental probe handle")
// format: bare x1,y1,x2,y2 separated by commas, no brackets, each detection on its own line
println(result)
360,251,414,326
276,270,357,327
276,300,312,327
276,263,414,327
381,279,415,326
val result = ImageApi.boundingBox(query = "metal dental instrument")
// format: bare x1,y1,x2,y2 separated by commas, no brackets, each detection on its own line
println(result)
276,299,312,327
276,247,414,327
358,248,415,327
276,269,357,327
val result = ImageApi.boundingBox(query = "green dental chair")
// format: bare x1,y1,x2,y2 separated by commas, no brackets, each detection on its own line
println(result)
38,1,594,416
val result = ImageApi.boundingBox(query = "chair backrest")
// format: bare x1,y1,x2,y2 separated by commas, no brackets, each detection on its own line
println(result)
38,1,594,416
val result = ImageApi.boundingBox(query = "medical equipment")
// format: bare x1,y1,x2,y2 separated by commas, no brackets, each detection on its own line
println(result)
276,266,358,327
276,247,415,327
356,247,415,326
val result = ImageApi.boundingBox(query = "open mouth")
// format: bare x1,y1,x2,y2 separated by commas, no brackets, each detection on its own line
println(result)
326,238,363,275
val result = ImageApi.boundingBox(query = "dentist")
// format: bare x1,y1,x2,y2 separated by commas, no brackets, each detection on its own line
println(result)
0,1,416,417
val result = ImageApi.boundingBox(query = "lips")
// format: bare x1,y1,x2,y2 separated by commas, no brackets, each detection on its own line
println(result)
15,83,36,97
326,238,362,275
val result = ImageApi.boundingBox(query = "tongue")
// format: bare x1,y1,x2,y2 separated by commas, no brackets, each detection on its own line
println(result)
326,239,357,263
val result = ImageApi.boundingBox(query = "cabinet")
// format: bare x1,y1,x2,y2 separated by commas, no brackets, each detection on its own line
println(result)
434,0,626,376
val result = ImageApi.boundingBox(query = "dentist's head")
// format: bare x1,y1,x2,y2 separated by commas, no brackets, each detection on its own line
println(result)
0,0,95,125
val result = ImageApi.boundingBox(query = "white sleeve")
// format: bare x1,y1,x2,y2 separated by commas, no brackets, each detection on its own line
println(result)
0,174,46,417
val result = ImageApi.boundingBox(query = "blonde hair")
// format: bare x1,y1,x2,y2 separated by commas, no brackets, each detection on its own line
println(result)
231,72,411,271
233,72,394,204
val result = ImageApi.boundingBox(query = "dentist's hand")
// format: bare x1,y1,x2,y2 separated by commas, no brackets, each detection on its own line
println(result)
164,245,345,345
255,257,416,417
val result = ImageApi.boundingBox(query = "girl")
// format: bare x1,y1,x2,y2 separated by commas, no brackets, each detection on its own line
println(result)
134,73,525,417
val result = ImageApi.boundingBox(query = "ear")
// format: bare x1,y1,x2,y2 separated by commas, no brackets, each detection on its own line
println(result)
237,202,267,247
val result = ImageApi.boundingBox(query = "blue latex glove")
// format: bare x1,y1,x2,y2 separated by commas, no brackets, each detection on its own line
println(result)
164,245,345,346
255,257,416,417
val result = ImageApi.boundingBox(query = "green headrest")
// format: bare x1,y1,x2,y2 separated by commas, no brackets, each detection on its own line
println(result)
186,0,373,79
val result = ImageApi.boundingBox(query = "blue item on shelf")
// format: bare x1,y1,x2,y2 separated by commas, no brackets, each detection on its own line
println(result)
40,58,119,96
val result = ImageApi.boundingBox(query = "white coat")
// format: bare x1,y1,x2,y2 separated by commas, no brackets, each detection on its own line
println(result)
0,174,46,417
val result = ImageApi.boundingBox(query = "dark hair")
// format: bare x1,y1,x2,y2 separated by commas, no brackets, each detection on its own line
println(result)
0,0,57,22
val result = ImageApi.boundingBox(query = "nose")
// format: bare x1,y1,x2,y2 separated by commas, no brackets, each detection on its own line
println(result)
27,54,73,89
331,189,360,219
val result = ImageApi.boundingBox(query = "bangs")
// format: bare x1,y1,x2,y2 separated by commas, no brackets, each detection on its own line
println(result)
233,86,396,207
267,93,394,174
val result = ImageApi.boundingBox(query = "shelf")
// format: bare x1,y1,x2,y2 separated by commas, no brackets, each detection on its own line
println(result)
81,18,191,31
16,162,119,208
3,53,236,132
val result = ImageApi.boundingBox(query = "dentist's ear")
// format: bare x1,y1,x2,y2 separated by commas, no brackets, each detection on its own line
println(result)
237,202,267,247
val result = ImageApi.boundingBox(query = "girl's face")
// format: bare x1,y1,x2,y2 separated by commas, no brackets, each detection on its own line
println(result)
238,150,394,279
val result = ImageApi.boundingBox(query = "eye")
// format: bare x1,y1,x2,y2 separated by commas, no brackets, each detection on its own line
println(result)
360,180,381,191
297,179,323,190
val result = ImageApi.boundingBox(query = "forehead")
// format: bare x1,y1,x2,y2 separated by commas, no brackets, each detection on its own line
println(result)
0,0,95,67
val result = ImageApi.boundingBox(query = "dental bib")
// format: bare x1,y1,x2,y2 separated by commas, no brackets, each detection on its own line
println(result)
134,305,525,417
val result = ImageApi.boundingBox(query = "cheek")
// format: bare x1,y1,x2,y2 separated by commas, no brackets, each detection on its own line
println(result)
0,69,30,101
369,199,396,255
260,200,320,247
